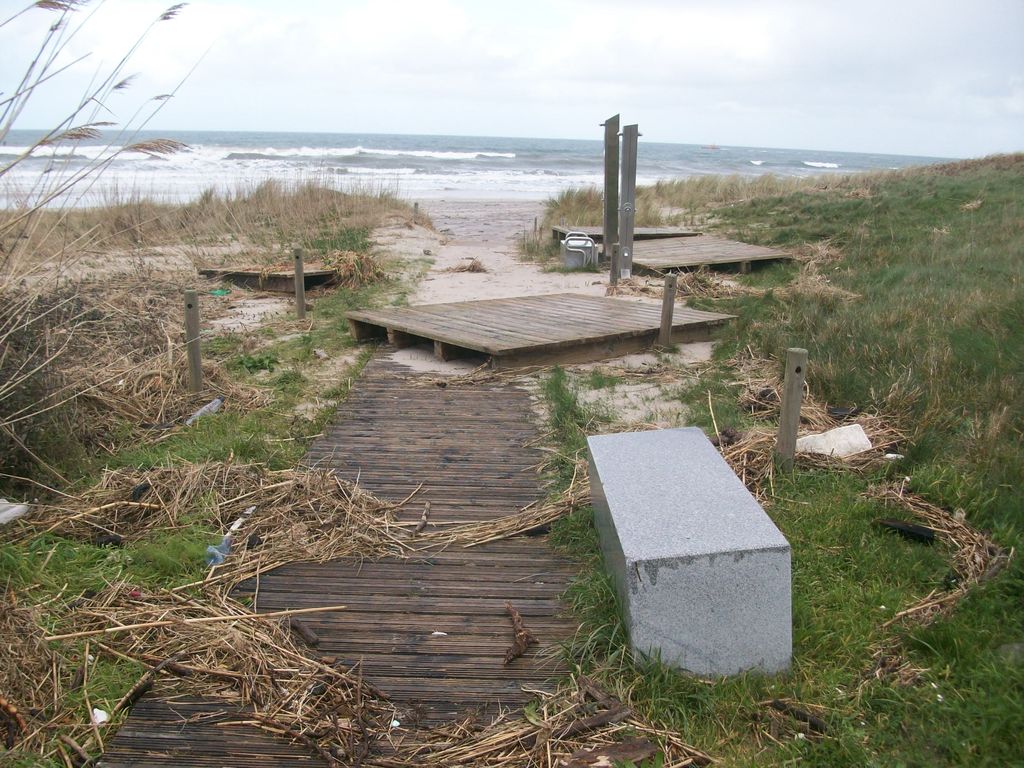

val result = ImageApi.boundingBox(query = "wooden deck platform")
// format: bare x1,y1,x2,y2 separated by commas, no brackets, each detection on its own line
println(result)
552,224,700,242
631,234,789,272
100,359,579,765
199,267,337,293
347,293,733,368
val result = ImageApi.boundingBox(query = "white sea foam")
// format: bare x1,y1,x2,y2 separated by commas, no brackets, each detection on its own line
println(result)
220,146,515,161
750,160,765,166
803,161,840,169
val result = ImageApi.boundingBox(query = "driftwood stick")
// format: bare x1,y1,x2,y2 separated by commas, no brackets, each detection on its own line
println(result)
113,655,180,714
414,501,431,535
768,698,829,734
503,602,538,664
288,617,321,647
57,733,92,766
556,703,632,739
45,604,347,642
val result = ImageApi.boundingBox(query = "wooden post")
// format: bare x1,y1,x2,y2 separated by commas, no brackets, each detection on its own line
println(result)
184,289,202,394
658,274,677,347
775,347,808,472
602,114,620,261
293,247,306,320
610,244,620,286
619,123,639,279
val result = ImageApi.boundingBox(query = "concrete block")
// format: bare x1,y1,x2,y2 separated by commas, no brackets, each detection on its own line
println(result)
796,423,872,458
587,427,791,676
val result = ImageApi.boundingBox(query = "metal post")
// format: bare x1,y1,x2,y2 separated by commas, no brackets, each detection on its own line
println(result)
776,348,808,472
619,123,639,280
602,114,620,263
184,289,202,394
293,247,306,320
658,274,677,347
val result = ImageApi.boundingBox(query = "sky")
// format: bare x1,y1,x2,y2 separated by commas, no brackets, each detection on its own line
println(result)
2,0,1022,158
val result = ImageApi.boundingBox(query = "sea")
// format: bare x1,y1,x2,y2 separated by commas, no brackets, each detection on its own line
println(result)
0,129,952,207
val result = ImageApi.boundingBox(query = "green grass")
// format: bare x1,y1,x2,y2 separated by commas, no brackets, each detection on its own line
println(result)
540,156,1024,766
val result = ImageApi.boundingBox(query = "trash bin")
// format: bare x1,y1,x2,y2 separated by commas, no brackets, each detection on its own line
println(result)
561,232,598,268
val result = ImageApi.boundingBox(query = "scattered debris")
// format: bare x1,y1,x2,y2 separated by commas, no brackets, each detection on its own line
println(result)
288,618,320,648
504,603,538,664
874,518,936,544
446,257,488,273
414,500,431,535
90,707,109,726
766,698,829,735
0,499,29,526
0,694,27,748
185,396,225,426
960,199,984,211
557,737,659,767
796,423,873,458
866,484,1011,629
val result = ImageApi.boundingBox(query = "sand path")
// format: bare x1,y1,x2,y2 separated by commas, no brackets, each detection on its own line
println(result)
411,198,608,304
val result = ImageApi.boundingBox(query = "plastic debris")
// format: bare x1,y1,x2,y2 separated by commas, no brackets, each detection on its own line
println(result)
390,719,401,728
313,348,329,360
129,481,152,501
430,631,448,637
795,423,872,458
874,518,936,544
205,537,231,565
185,396,225,426
206,505,256,565
0,499,29,526
91,708,110,725
210,288,232,296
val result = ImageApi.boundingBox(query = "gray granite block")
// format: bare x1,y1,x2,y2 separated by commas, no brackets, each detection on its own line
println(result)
587,427,791,676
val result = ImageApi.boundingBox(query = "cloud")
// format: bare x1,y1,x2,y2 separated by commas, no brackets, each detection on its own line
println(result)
3,0,1022,157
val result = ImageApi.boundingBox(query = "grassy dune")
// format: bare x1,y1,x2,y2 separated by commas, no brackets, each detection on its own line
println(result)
543,156,1023,765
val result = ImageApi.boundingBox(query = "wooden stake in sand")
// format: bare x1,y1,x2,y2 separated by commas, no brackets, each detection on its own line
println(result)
293,247,306,320
775,347,808,472
184,289,202,394
658,273,678,347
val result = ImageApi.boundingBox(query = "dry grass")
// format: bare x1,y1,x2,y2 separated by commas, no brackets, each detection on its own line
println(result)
866,484,1012,630
322,249,389,288
445,257,488,273
2,461,714,766
0,274,267,476
718,354,905,500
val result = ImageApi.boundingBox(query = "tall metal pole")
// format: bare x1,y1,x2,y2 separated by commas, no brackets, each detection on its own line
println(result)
602,115,619,264
618,124,639,280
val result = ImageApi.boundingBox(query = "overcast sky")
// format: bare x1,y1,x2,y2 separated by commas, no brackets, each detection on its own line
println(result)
3,0,1022,158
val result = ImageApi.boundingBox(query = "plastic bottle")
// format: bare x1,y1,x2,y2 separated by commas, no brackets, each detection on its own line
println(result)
185,396,225,426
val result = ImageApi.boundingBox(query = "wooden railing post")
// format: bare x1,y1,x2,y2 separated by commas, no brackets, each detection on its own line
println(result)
602,114,620,262
184,289,202,394
658,274,677,347
776,348,808,472
293,247,306,320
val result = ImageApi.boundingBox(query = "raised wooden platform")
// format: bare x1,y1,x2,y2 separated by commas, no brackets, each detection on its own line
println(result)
199,267,336,293
552,225,700,242
631,235,789,272
347,293,733,368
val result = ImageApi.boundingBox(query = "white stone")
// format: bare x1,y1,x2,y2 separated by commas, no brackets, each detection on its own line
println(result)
587,427,792,676
796,423,872,458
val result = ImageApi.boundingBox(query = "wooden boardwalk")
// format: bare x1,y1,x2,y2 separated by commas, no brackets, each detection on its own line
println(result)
100,358,579,765
348,293,733,368
551,224,701,242
632,234,789,272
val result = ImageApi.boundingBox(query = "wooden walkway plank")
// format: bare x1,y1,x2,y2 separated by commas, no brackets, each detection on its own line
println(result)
632,234,790,271
347,293,733,366
101,356,580,766
551,224,701,242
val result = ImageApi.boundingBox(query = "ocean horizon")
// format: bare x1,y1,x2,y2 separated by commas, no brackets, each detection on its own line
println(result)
1,129,955,207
